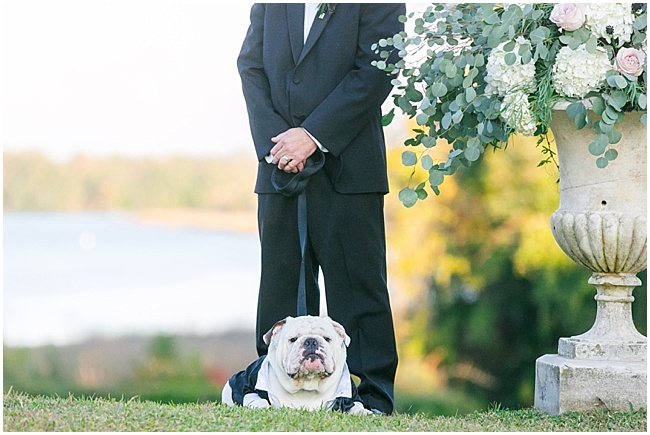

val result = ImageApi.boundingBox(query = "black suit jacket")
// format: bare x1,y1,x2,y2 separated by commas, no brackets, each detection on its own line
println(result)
237,3,405,194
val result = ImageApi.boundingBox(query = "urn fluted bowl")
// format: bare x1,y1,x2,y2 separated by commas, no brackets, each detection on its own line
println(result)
549,110,647,275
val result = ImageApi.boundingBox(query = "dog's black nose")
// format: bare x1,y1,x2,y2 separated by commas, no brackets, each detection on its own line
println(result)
303,337,319,351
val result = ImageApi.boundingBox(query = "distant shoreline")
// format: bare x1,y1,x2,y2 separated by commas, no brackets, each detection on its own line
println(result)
3,209,259,234
135,208,258,234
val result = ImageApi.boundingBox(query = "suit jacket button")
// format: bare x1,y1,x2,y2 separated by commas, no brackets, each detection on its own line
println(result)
293,77,301,84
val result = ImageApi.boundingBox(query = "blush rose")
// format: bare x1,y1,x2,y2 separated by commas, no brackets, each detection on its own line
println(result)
615,47,645,77
550,3,586,32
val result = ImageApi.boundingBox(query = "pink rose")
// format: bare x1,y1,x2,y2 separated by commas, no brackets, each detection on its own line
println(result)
550,3,586,32
615,47,645,77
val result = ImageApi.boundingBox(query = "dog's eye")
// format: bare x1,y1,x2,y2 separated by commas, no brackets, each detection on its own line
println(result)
324,337,331,342
289,337,298,343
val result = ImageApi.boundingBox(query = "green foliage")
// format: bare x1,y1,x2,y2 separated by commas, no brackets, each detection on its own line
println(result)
3,152,257,211
385,137,647,409
2,346,72,398
4,390,647,432
129,335,218,403
3,335,223,405
374,3,647,205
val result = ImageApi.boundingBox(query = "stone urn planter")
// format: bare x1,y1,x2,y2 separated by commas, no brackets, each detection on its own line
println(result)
534,110,647,414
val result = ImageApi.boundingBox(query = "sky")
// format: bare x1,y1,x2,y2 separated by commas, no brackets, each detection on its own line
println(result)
3,0,255,160
3,1,421,161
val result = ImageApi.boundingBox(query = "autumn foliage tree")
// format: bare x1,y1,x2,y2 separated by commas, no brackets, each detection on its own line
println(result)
384,133,647,408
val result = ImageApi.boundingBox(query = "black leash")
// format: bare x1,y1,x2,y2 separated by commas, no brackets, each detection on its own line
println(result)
271,149,325,317
296,191,308,316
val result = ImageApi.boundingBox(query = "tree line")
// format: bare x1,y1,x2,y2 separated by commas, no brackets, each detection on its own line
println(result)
3,151,257,212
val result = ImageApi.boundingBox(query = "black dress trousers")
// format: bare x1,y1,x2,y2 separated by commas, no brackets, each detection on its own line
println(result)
256,169,398,414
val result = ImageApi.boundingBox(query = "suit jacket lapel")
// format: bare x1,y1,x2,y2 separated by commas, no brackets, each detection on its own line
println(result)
298,7,333,65
286,4,304,66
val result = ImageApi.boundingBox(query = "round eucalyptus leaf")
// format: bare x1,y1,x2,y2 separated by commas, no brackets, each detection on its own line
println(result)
591,97,606,115
402,150,418,166
465,87,477,102
598,120,614,133
604,149,619,161
398,187,418,208
588,135,608,156
445,62,457,78
428,169,445,186
421,154,434,170
601,108,617,124
606,128,622,144
606,74,627,89
529,27,546,44
422,136,437,148
467,136,481,148
430,83,448,97
585,36,598,54
574,115,586,130
566,102,585,120
503,40,516,52
416,112,429,126
609,90,627,110
464,147,481,162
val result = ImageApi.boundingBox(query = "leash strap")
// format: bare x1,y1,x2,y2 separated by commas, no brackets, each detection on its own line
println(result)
296,190,308,316
270,150,325,317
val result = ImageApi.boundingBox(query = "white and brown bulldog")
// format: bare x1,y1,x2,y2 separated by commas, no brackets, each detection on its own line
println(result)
222,316,370,415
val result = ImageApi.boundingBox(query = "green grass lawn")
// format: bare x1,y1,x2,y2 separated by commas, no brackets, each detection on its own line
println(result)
3,390,646,432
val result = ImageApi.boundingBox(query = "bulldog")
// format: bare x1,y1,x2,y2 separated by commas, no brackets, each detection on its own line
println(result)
221,316,370,415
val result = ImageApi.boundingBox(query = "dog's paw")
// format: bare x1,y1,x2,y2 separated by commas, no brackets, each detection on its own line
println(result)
246,397,271,409
347,401,373,416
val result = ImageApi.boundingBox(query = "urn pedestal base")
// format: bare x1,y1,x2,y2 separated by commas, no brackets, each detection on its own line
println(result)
534,355,646,415
534,273,647,414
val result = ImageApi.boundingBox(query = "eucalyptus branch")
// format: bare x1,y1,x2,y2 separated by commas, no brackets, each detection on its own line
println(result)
377,3,647,207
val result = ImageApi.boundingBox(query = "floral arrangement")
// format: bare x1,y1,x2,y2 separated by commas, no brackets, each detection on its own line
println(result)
373,3,647,207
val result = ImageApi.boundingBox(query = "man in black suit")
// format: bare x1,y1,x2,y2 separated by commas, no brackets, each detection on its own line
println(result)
237,3,404,415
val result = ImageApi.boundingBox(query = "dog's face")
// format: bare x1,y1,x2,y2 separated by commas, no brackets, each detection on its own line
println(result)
263,316,350,391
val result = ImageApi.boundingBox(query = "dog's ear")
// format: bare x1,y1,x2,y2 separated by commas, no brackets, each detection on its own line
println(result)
329,318,351,347
263,317,291,345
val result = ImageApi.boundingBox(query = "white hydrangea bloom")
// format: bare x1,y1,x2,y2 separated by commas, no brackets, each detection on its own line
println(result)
485,36,536,96
553,45,612,98
584,3,634,43
500,91,537,136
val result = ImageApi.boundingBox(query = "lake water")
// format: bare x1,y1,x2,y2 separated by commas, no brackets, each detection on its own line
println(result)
3,212,261,347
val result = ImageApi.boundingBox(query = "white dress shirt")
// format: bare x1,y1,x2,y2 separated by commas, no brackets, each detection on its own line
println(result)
304,3,319,43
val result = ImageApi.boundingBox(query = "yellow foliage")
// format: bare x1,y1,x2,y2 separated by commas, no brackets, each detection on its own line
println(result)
384,124,572,362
